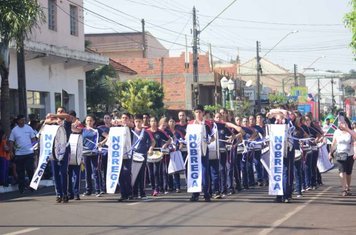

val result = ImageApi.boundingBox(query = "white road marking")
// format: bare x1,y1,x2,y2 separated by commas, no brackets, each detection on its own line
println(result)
3,228,40,235
258,186,332,235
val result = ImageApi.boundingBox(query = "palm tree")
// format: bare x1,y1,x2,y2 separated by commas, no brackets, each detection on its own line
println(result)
0,0,44,134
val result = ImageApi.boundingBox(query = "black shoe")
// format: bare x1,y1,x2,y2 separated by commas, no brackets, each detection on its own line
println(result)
204,197,211,202
68,195,75,200
274,197,283,203
63,195,69,203
189,196,199,202
75,195,81,200
118,197,128,202
56,196,62,203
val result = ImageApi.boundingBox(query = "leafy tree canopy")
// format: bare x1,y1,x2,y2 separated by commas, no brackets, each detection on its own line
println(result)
345,0,356,55
113,79,164,116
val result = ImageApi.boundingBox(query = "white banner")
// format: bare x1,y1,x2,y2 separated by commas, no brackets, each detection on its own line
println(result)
187,124,203,193
30,125,59,190
106,127,131,194
268,124,287,196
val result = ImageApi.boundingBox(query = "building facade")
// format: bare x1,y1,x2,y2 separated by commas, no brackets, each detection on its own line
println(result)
7,0,107,120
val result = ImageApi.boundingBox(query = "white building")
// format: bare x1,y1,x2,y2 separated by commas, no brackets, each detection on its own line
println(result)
8,0,108,120
303,68,344,112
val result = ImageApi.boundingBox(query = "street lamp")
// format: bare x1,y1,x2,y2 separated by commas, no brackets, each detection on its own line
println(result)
305,56,326,70
220,76,228,108
227,79,235,110
256,30,298,113
262,30,299,58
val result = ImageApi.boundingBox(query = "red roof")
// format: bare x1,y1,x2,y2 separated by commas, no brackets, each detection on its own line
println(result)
109,59,137,75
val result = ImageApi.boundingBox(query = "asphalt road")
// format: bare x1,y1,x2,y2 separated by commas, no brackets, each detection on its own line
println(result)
1,168,356,235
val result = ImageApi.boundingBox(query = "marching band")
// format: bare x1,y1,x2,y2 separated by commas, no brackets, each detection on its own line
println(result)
27,105,355,204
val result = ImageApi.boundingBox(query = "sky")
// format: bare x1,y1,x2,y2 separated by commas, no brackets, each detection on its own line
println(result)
83,0,355,73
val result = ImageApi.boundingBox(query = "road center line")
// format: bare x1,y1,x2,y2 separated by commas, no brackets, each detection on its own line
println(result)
258,186,332,235
3,228,40,235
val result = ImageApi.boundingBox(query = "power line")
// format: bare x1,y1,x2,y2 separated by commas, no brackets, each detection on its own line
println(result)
200,0,238,33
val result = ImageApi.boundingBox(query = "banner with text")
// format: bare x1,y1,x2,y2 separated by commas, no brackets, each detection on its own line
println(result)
106,127,130,194
268,124,287,196
30,125,60,190
186,124,203,193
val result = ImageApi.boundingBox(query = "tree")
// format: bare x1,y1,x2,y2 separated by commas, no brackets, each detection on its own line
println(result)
345,0,356,55
0,0,44,134
86,65,117,114
113,79,164,116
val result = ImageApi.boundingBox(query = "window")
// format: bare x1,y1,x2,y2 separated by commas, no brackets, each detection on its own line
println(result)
70,5,78,36
48,0,57,31
27,91,41,105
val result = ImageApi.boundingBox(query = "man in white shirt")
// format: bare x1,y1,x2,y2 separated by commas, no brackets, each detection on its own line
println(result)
9,114,36,194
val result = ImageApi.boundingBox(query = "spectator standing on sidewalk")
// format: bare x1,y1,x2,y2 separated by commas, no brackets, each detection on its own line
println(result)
8,115,36,193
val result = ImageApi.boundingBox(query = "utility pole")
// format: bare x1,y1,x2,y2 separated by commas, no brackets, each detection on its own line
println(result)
209,43,218,106
17,37,28,118
256,41,261,114
141,19,147,58
331,77,335,113
192,6,199,106
160,57,164,86
294,64,298,86
317,78,321,120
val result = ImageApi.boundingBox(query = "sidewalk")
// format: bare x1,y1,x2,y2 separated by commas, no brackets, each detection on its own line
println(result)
0,180,54,194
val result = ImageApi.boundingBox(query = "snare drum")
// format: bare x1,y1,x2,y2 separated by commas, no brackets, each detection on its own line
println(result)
147,151,163,163
51,125,67,161
132,152,145,162
68,134,83,165
161,148,170,155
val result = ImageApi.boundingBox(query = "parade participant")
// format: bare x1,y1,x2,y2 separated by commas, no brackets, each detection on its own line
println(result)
188,105,215,202
131,114,155,199
8,115,36,194
168,117,184,193
146,117,170,196
143,113,150,129
175,111,188,170
82,114,102,197
293,116,308,198
176,111,188,137
116,113,134,201
219,108,228,122
158,117,173,194
241,117,258,189
67,111,84,200
304,114,323,190
249,115,265,186
256,113,268,186
44,107,76,203
97,113,112,193
226,116,242,194
329,115,355,196
266,107,295,203
211,112,230,198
